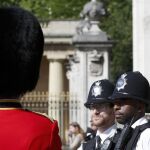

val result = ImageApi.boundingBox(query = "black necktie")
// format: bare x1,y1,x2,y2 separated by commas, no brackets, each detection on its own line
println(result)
96,135,101,150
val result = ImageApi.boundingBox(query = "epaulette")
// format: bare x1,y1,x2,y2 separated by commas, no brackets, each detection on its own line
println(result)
34,112,55,123
25,109,55,123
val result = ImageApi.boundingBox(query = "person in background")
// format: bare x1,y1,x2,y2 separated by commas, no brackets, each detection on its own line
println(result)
109,71,150,150
82,79,121,150
67,122,85,150
84,119,98,142
0,6,61,150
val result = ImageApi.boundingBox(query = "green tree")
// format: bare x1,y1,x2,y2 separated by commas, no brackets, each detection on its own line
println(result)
0,0,52,20
0,0,89,20
47,0,88,19
0,0,21,6
101,0,132,81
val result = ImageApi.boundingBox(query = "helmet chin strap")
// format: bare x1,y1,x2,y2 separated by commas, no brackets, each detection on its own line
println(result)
127,105,140,126
127,115,136,126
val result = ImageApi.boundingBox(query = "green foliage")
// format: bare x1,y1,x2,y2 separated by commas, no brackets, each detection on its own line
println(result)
0,0,21,6
0,0,52,20
48,0,88,19
101,0,132,81
19,0,51,20
0,0,89,20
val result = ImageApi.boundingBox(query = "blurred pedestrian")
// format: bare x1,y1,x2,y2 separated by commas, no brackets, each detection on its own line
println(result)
84,119,98,141
67,122,85,150
0,6,61,150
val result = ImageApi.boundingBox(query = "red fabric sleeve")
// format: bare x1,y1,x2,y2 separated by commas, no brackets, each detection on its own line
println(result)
49,121,62,150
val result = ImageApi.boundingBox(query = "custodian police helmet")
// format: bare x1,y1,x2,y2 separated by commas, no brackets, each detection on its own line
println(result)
84,79,115,108
109,71,150,104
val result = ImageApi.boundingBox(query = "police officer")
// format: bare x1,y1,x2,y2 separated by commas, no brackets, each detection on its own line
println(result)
81,79,120,150
109,71,150,150
84,119,98,142
0,7,61,149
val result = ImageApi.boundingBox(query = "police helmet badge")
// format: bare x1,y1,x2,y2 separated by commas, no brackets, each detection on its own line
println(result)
91,81,103,97
116,73,127,91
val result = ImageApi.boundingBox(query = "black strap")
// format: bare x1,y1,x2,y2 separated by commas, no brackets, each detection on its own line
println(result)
105,128,122,150
82,138,96,150
113,128,122,143
84,132,96,141
0,100,22,108
98,128,122,150
126,122,150,150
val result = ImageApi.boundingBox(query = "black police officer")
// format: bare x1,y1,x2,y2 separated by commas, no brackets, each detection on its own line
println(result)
81,79,120,150
109,71,150,150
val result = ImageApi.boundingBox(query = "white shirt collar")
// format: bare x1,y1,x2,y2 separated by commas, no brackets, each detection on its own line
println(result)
131,116,148,129
96,124,117,143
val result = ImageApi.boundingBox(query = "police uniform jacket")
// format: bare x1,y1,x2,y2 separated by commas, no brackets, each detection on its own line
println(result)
126,116,150,150
0,108,62,150
82,124,117,150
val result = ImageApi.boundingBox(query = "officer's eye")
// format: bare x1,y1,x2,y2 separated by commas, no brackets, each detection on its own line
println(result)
89,104,106,110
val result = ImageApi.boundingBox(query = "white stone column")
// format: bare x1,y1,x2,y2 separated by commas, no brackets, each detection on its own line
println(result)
78,51,89,130
43,52,65,122
44,50,74,94
47,60,64,123
49,60,64,94
133,0,150,81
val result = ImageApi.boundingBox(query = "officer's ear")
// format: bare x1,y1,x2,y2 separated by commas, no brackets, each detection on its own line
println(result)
137,101,145,113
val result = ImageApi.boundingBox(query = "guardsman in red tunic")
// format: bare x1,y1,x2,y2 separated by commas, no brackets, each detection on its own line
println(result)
0,7,62,150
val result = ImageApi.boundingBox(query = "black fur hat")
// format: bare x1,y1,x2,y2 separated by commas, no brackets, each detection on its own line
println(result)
0,7,44,98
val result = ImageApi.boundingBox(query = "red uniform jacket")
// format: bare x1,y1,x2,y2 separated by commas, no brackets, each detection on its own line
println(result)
0,109,62,150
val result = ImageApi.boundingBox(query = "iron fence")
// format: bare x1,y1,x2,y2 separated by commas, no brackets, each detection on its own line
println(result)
21,91,48,114
20,91,80,144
